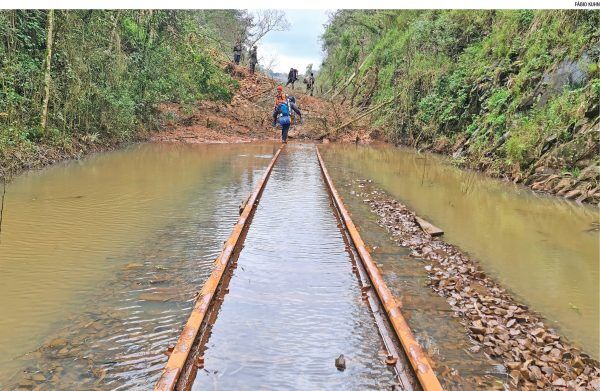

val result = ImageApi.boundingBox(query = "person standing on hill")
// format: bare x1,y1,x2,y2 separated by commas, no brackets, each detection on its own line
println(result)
233,40,242,65
306,72,315,96
286,68,299,88
249,46,258,74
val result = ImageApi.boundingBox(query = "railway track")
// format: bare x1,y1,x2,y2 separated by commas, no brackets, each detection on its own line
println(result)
155,144,442,391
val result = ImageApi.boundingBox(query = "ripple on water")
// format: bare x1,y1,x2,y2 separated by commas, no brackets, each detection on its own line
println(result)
191,145,397,390
2,143,278,389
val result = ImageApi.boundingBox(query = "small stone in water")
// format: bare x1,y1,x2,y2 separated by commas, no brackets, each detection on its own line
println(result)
47,338,67,348
385,355,397,365
126,263,143,269
335,354,346,371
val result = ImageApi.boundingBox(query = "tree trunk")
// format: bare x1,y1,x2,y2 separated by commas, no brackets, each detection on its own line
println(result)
40,9,54,133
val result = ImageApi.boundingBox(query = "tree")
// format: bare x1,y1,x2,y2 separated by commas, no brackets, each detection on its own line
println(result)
40,9,54,132
263,54,279,74
247,10,290,47
194,10,252,55
305,63,313,76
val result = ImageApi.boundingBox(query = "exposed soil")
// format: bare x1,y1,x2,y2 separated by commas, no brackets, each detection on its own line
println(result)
350,178,600,390
151,65,336,145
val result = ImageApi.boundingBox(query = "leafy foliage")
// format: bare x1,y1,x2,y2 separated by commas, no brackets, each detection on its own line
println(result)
320,10,600,168
0,10,241,154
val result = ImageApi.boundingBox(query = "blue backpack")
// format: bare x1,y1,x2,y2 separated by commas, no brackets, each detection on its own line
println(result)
278,102,290,116
279,114,291,126
278,102,291,126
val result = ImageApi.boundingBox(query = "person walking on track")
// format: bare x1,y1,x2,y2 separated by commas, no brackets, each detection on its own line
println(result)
272,86,301,144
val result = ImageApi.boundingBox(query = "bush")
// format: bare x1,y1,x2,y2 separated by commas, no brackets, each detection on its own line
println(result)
0,10,238,147
319,10,598,172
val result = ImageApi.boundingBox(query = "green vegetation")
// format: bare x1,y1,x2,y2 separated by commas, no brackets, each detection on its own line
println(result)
0,10,247,177
320,11,599,176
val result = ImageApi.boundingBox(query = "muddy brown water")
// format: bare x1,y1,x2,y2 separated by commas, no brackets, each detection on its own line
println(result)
320,143,600,360
2,140,596,389
0,142,279,389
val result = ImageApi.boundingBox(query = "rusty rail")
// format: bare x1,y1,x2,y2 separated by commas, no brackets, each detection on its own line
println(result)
316,147,443,391
155,145,282,391
332,198,418,390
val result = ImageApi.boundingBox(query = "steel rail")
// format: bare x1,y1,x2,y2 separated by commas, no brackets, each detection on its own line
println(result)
331,198,418,390
316,147,443,391
155,145,283,391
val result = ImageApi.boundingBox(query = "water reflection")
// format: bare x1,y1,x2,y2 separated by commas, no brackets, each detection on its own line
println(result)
0,142,277,388
192,144,397,389
320,143,599,359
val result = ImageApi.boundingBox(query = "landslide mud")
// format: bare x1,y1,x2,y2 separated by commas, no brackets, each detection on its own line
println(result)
152,66,337,145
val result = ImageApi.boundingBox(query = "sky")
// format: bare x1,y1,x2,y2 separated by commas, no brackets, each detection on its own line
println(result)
257,10,330,75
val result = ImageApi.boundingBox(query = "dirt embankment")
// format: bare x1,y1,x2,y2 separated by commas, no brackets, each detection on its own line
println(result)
427,120,600,206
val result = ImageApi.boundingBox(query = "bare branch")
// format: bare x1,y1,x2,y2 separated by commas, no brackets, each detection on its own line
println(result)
248,10,290,47
263,54,279,74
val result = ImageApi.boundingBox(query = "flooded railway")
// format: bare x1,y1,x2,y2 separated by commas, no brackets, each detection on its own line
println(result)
319,144,599,360
157,144,439,390
1,141,597,389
